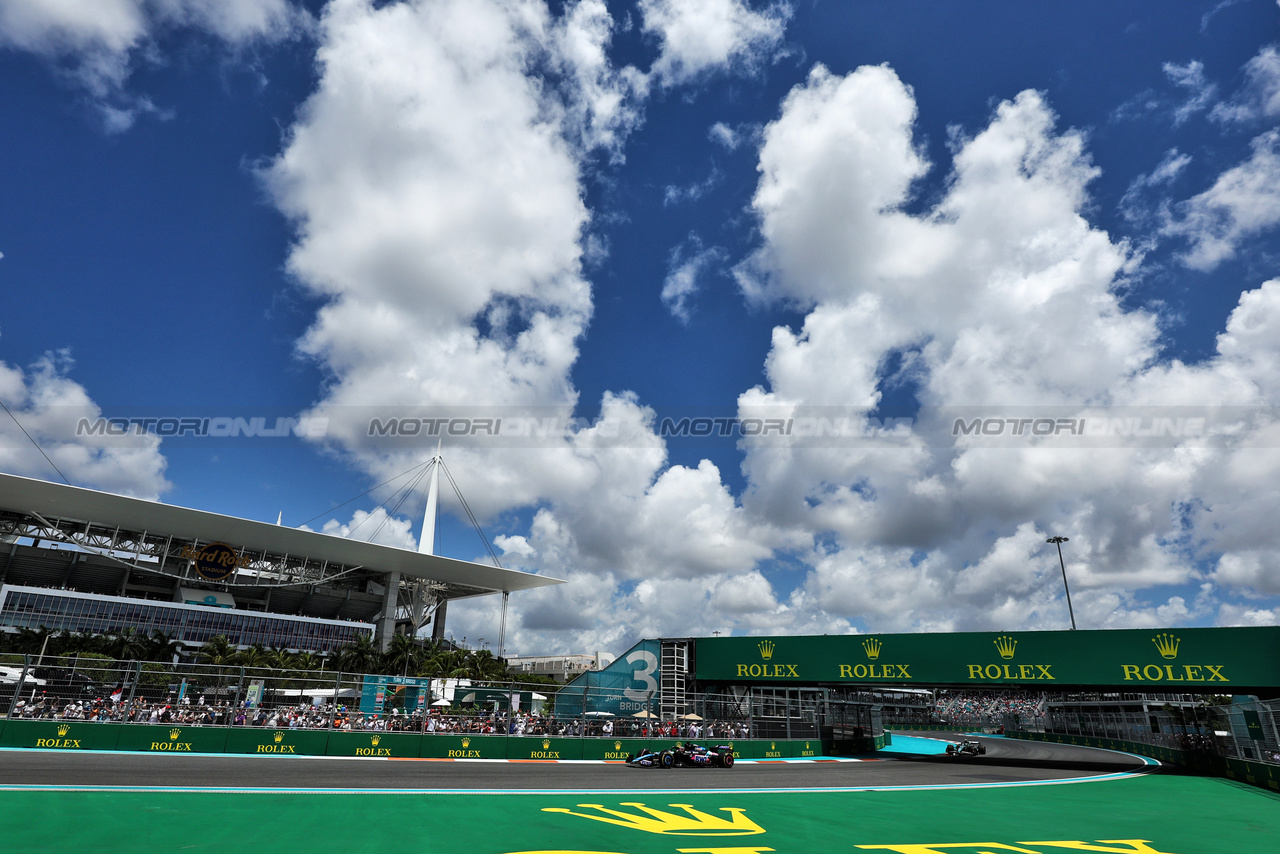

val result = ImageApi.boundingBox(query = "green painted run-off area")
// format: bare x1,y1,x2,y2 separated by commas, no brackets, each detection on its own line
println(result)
1,773,1276,854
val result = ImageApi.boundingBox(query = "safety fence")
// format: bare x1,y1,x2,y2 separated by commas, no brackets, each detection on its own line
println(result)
1007,730,1280,794
0,653,881,753
1035,699,1280,766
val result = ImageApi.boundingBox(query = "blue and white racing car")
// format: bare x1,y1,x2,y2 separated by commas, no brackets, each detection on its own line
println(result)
625,741,735,768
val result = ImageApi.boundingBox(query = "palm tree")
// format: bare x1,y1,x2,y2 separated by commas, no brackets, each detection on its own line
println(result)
143,630,182,664
103,627,149,662
237,644,271,671
291,651,323,673
198,635,238,667
198,635,239,686
333,634,378,675
64,631,106,656
12,626,53,656
264,646,292,671
384,633,423,677
470,649,507,681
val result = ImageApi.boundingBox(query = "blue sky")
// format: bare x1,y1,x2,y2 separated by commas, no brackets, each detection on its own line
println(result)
3,0,1280,655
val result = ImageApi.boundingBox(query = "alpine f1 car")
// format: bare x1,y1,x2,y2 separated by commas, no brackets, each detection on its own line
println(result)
944,738,987,757
624,742,735,768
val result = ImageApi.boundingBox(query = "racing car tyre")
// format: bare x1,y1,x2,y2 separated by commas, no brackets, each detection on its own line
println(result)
659,751,674,768
720,752,734,768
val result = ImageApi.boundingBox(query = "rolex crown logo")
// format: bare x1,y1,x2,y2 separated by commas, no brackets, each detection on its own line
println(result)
994,635,1017,660
273,731,284,743
371,735,381,746
758,640,775,660
169,729,181,740
542,739,551,749
542,803,765,837
57,724,70,737
1152,632,1180,660
770,742,776,750
461,737,470,748
863,637,882,660
614,741,622,750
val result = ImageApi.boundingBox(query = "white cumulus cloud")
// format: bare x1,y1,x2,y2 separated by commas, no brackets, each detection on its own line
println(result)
639,0,791,87
728,62,1280,636
0,350,169,498
0,0,309,130
1164,129,1280,270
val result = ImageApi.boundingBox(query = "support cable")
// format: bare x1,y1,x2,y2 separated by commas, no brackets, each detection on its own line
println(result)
438,460,503,568
0,398,71,485
298,459,432,528
364,463,432,542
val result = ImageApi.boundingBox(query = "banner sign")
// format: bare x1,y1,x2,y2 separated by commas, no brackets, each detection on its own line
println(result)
360,674,433,713
694,626,1280,690
556,639,660,718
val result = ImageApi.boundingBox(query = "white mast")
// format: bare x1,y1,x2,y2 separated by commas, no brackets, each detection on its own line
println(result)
418,441,442,555
419,442,448,643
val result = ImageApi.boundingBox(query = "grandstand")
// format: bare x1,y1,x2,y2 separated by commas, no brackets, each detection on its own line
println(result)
0,472,561,655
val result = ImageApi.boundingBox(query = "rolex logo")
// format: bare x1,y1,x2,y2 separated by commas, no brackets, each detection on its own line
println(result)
614,741,622,750
542,803,765,836
543,739,552,750
370,735,381,746
994,636,1017,660
169,729,181,740
758,640,775,660
770,742,776,750
57,724,70,737
1152,633,1180,659
273,731,284,743
863,638,882,660
461,737,471,748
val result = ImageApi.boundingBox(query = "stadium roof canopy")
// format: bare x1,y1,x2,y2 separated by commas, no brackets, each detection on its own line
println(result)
0,472,562,600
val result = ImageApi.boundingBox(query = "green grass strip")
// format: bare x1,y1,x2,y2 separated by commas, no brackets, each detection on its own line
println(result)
0,773,1275,853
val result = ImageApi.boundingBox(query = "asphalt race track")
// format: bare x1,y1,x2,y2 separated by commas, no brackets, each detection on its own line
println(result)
0,733,1154,791
7,735,1268,854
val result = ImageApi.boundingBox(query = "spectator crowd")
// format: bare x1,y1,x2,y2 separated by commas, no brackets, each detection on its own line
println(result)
6,694,753,739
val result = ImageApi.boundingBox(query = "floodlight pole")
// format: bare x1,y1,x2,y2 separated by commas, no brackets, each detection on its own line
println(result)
1047,536,1076,630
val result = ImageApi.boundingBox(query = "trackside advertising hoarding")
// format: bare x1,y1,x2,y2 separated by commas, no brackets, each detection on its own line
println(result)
693,627,1280,690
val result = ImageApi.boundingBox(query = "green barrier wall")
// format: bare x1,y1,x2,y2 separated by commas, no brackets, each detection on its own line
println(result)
0,718,837,763
419,733,507,759
114,723,229,754
506,736,583,760
222,727,332,755
1007,731,1280,793
0,719,121,750
579,738,649,760
326,730,421,758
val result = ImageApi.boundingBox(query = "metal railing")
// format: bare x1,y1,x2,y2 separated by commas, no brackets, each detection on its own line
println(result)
1035,699,1280,765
